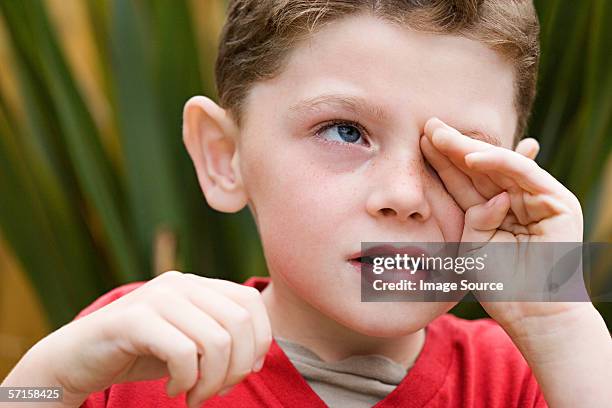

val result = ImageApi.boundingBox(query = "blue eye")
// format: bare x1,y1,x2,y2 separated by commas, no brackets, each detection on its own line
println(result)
318,122,367,145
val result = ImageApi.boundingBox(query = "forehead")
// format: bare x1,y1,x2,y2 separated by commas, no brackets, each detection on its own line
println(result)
245,12,518,147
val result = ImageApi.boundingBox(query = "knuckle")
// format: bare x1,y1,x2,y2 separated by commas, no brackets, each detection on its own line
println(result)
210,331,232,353
145,285,176,304
157,270,184,282
125,303,153,322
241,286,262,303
464,205,477,218
183,272,207,283
149,284,173,296
570,195,582,212
173,340,197,360
190,334,207,355
231,308,251,326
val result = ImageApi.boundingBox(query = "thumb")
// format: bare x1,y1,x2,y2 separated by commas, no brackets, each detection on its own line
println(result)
461,192,510,242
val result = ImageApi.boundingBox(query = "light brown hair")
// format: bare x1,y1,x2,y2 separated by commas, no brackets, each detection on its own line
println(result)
215,0,540,143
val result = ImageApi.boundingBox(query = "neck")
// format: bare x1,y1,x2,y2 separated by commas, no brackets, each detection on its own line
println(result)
261,277,425,369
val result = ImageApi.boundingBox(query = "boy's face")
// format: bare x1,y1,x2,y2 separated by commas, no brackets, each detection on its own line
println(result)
237,13,517,336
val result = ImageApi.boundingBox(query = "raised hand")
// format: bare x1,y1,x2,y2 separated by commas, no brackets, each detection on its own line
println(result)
421,117,585,324
1,271,272,408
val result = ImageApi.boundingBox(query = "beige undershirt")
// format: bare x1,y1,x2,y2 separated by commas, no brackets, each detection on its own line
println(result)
275,336,411,407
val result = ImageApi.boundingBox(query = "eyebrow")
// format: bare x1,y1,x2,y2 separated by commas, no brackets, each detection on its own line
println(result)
288,94,389,122
288,93,502,146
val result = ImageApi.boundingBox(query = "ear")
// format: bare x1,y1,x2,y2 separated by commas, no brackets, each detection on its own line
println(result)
182,96,247,213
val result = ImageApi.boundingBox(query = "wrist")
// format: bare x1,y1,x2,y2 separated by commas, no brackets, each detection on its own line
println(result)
1,333,89,407
504,303,609,364
503,303,612,407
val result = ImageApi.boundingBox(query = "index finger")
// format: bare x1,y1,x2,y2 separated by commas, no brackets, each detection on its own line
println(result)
424,117,499,162
420,135,486,210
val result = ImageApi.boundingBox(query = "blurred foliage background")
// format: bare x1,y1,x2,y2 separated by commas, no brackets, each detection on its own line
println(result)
0,0,610,377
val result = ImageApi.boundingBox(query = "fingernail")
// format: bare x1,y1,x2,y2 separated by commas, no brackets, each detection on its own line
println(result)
425,117,442,134
432,129,451,146
433,117,453,129
253,356,265,372
166,380,177,398
218,386,233,396
487,193,505,207
465,152,482,166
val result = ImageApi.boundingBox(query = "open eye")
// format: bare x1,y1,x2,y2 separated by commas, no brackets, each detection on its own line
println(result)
316,121,368,146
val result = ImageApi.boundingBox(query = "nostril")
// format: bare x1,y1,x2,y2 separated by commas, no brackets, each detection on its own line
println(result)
379,207,426,221
380,208,396,217
410,212,425,221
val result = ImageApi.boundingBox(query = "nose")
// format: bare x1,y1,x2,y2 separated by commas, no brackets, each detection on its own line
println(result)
365,155,432,223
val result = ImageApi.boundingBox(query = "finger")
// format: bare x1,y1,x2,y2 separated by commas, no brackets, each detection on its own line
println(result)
118,355,169,383
508,138,540,224
187,327,231,406
499,212,528,234
424,118,507,198
194,277,272,371
424,117,494,158
125,311,199,398
462,192,511,242
466,169,506,199
508,189,531,225
151,272,259,389
474,170,565,225
465,149,566,196
184,285,257,388
523,192,567,222
515,137,540,160
480,169,519,191
154,296,231,404
420,135,485,210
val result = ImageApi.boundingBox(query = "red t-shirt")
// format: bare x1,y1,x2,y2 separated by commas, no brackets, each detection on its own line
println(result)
76,276,547,407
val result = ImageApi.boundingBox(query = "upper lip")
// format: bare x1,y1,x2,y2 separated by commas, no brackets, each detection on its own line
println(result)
348,244,431,262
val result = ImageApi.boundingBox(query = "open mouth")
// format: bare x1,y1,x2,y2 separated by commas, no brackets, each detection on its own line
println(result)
348,245,443,281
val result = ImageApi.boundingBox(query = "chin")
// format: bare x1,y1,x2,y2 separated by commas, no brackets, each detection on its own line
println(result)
324,299,454,338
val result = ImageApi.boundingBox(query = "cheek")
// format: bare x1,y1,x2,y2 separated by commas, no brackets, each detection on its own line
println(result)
240,142,350,270
245,157,337,230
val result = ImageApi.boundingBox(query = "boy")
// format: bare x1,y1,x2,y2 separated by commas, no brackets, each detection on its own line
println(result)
2,0,611,407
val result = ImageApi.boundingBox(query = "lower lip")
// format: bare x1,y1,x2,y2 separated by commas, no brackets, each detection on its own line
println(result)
349,260,431,284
